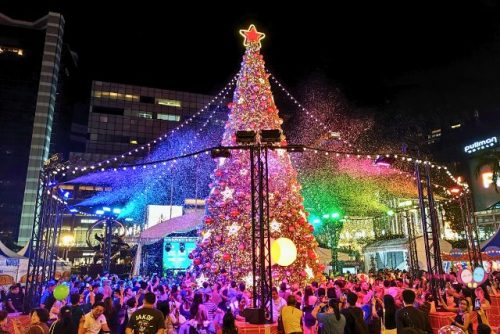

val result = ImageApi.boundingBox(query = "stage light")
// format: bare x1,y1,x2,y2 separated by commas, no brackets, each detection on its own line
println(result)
113,208,121,214
260,129,281,143
331,212,340,219
374,156,395,167
322,214,330,219
69,208,78,213
96,210,104,215
179,242,185,253
210,147,231,159
235,130,256,143
165,243,172,252
125,218,133,222
103,207,111,212
387,210,395,216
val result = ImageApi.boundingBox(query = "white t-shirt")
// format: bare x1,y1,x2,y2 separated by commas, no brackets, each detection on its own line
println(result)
83,312,107,334
267,297,287,321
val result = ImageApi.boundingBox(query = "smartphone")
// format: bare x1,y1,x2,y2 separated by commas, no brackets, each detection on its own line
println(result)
474,298,481,310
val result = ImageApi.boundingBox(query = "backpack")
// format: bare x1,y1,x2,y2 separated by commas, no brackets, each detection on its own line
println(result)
348,308,369,334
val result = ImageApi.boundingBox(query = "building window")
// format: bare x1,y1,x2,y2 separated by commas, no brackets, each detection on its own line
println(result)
451,123,461,129
140,96,155,104
156,99,182,107
99,116,108,123
138,112,153,119
157,113,181,122
92,91,139,101
0,46,24,56
130,139,138,144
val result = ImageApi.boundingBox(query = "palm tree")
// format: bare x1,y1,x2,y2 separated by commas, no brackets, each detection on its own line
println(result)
474,150,500,192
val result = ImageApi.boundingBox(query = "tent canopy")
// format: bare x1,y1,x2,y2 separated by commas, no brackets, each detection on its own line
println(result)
481,227,500,251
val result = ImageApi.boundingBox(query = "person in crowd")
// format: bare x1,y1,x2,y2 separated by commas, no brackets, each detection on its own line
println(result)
221,310,237,334
340,292,368,334
230,295,247,322
396,290,432,334
69,293,84,334
312,298,345,334
281,295,302,334
6,285,24,313
49,306,75,334
440,298,473,334
40,281,56,311
157,301,175,334
267,287,287,322
302,286,317,334
126,292,165,334
13,308,50,334
79,301,110,334
381,294,398,334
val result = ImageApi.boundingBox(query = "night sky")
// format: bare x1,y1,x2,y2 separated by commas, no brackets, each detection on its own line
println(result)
3,2,500,113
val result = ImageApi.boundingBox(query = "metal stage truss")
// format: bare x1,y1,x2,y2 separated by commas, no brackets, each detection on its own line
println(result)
23,157,65,312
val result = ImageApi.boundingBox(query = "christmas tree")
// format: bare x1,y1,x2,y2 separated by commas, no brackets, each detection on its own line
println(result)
190,25,324,285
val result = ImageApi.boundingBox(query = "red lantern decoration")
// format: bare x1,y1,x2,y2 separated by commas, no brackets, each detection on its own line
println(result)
288,226,295,232
193,258,201,266
204,217,214,225
223,253,231,261
230,209,239,218
244,222,252,229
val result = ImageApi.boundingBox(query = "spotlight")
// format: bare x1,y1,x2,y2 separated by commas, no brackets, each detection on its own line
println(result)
165,242,172,252
179,242,185,253
260,129,281,143
211,147,231,159
374,156,395,167
235,130,257,143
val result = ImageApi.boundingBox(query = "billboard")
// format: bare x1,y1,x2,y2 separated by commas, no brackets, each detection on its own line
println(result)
163,240,197,270
468,157,500,211
146,205,183,228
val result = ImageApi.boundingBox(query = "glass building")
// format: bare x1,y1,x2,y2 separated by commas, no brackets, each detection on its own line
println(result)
0,12,66,244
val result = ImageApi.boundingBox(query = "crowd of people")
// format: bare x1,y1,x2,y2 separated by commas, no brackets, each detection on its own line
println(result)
0,268,497,334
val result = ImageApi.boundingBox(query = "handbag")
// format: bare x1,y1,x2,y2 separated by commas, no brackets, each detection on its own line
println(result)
381,309,397,334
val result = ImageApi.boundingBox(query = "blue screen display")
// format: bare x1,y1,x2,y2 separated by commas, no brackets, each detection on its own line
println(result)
163,240,196,270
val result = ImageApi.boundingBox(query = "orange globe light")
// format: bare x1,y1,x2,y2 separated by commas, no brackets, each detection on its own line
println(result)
271,238,297,266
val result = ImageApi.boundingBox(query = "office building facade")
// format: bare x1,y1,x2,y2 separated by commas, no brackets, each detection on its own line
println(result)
0,12,66,243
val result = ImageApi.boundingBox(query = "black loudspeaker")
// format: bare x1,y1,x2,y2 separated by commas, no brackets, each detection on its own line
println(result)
243,308,266,324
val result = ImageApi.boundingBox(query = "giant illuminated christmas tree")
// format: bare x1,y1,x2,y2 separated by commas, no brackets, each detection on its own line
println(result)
190,25,323,285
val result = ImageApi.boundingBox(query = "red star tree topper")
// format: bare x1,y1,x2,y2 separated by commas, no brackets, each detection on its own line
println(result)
190,25,323,285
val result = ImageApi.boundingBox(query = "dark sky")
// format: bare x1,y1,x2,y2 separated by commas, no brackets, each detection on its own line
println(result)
4,1,500,109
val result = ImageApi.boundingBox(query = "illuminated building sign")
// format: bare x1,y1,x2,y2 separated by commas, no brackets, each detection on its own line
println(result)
464,136,497,154
482,172,500,189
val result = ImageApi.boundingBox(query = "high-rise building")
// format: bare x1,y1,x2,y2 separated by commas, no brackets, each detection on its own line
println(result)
0,12,67,243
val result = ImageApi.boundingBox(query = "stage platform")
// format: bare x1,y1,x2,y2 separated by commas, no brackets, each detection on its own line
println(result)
235,320,278,334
